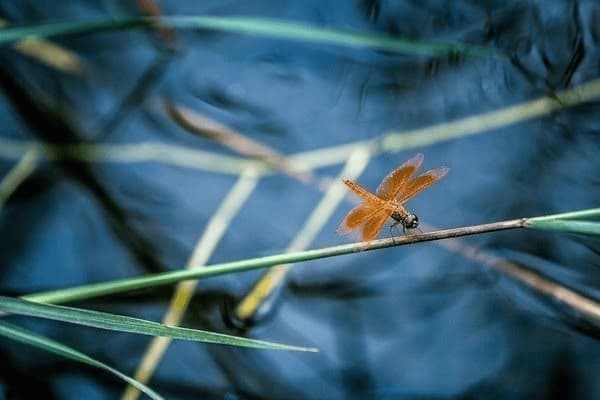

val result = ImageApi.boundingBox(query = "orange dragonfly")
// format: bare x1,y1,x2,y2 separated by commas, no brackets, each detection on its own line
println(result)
337,153,448,243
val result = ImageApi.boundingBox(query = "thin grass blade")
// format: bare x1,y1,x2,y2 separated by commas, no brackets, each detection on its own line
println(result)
22,220,526,305
0,297,316,352
0,320,164,400
20,210,596,306
0,16,495,57
0,18,144,44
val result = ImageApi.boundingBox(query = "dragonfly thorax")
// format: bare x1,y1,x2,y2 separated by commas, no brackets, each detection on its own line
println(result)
402,213,419,229
391,209,419,229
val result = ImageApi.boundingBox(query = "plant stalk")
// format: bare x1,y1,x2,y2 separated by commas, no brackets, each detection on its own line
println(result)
23,218,526,305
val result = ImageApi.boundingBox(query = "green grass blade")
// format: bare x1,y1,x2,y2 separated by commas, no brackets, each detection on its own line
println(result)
526,208,600,237
21,219,523,305
0,320,164,400
23,241,363,304
0,16,495,57
527,208,600,222
160,16,496,57
527,220,600,236
0,297,316,352
21,210,599,305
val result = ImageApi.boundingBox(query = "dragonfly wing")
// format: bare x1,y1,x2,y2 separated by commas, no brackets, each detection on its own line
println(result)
337,204,378,235
376,153,424,200
360,210,390,242
395,167,449,204
343,179,381,204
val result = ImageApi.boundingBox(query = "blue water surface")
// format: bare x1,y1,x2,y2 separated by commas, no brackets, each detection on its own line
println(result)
0,1,599,399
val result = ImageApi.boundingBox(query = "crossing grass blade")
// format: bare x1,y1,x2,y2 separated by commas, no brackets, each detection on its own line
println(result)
0,320,164,400
0,16,495,57
0,297,316,352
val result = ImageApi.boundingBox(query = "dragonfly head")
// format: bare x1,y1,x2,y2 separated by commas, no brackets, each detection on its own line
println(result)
403,213,419,229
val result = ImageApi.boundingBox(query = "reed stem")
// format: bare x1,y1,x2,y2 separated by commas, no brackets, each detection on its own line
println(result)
23,218,526,305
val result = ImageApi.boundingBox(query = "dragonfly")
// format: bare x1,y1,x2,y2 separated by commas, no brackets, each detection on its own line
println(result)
337,153,448,244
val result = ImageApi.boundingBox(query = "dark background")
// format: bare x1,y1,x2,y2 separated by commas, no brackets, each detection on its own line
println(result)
0,1,599,399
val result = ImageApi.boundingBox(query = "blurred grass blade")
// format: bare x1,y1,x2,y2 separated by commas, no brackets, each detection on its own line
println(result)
0,296,316,352
160,16,495,56
437,233,600,322
165,100,312,183
0,16,495,57
122,167,262,400
235,147,372,321
0,148,40,211
0,18,144,44
526,208,600,237
0,18,85,74
0,320,164,400
2,78,599,177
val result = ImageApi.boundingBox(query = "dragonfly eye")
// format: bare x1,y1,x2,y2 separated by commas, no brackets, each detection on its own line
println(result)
404,214,419,229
